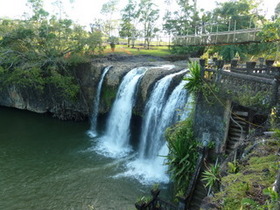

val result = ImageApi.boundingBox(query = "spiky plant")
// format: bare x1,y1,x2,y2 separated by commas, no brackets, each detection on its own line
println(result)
184,61,203,93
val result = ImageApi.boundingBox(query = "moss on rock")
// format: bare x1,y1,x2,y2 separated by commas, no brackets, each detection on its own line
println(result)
209,137,280,209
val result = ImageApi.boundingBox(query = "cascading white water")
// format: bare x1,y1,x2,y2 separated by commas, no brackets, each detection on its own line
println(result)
138,70,188,159
144,79,190,159
88,66,112,138
96,67,148,158
118,70,192,185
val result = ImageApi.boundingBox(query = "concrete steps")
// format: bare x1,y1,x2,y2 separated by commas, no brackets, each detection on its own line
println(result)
189,180,207,210
226,111,249,154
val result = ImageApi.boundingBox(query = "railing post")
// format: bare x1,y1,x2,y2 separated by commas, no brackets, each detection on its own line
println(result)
177,197,186,210
230,59,238,69
199,59,206,79
271,77,280,107
216,60,224,83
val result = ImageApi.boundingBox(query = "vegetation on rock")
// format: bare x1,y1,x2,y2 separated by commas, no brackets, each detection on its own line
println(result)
206,134,280,209
165,117,198,192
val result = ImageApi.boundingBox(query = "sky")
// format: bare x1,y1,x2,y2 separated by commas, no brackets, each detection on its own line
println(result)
0,0,279,28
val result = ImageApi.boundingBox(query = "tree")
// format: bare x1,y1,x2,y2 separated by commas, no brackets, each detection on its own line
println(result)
274,2,280,20
206,0,266,61
258,18,280,60
163,0,200,37
27,0,49,21
163,0,203,54
211,0,263,31
0,2,103,100
137,0,159,49
119,0,138,47
101,0,120,37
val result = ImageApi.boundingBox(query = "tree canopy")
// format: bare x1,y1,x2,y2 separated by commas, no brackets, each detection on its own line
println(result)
0,0,104,99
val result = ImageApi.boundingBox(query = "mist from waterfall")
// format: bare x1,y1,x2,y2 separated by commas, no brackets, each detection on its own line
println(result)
95,67,148,158
88,66,112,138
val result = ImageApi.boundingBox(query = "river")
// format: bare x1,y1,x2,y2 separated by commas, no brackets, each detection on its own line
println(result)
0,107,171,210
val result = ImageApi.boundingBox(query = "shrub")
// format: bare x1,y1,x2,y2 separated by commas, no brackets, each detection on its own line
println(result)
165,118,198,191
184,61,203,94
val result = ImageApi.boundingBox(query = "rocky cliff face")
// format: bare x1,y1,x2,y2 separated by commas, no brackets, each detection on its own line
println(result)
0,55,188,121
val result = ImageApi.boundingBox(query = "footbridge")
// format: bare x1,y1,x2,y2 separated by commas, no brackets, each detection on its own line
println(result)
117,26,266,47
173,28,262,46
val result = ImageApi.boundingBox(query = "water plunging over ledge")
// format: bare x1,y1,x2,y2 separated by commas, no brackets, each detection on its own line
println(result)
86,64,192,185
88,66,112,138
118,70,191,184
95,67,148,158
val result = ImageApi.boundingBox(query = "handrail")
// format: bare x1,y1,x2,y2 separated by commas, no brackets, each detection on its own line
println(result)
204,69,275,85
135,189,178,210
202,65,279,107
183,147,208,209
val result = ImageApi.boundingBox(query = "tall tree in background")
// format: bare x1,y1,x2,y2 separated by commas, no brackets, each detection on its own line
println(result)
119,0,138,47
163,0,200,36
211,0,262,31
163,0,204,55
137,0,159,49
101,0,120,37
207,0,265,61
273,2,280,20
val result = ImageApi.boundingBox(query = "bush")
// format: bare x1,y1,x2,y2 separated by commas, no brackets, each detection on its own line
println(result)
184,61,203,93
165,118,198,191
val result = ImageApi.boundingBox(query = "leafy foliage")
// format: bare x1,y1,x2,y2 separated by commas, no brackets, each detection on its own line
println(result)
202,163,221,191
184,61,203,93
263,187,279,210
138,0,159,49
210,138,279,209
227,161,239,174
170,46,205,57
165,118,198,191
0,1,104,100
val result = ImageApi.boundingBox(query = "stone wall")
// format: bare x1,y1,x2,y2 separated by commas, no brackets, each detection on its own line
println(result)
193,93,231,153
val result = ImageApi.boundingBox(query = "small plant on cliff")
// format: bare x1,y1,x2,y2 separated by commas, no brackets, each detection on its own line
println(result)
202,162,221,195
263,187,279,210
184,61,203,93
227,161,239,174
184,61,219,104
165,118,198,191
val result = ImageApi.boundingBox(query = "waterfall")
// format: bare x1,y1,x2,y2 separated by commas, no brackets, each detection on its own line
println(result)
118,70,191,185
138,70,188,159
88,66,112,138
96,67,148,158
142,79,190,159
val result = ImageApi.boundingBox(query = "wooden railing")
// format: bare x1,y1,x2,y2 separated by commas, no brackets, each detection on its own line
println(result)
135,190,178,210
134,147,208,210
181,147,208,210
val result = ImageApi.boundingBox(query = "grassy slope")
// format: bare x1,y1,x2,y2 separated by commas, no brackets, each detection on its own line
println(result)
209,135,280,209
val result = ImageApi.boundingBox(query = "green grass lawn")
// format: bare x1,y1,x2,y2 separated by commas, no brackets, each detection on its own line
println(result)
104,44,172,57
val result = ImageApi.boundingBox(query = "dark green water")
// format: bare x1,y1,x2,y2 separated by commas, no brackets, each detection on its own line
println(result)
0,107,168,210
